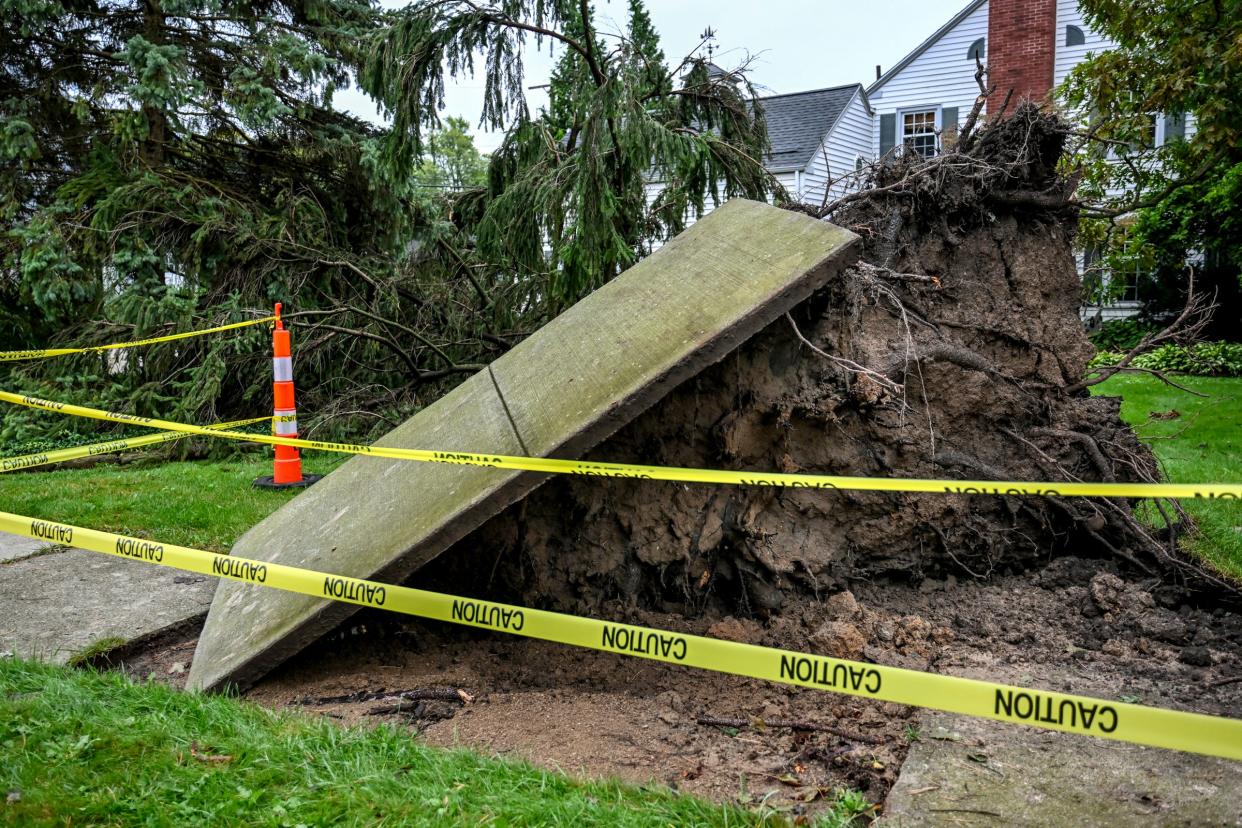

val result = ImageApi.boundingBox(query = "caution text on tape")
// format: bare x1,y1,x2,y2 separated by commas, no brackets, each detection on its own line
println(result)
1,509,1239,761
3,390,1241,500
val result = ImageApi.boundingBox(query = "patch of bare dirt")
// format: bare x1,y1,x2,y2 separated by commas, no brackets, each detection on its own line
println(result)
113,554,1241,817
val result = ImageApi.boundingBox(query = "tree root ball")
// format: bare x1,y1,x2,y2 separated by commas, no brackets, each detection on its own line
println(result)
417,105,1228,620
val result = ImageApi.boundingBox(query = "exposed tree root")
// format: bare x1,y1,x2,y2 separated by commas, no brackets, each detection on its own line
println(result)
416,105,1239,624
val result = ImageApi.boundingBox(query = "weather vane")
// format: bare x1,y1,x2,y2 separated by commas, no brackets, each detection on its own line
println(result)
701,26,717,62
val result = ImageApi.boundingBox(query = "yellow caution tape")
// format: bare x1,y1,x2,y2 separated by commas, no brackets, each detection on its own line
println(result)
1,509,1238,760
4,390,1241,500
0,417,270,474
0,317,276,362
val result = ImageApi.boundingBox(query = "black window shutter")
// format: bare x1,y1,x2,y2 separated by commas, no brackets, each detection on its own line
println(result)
880,113,896,156
1163,112,1186,143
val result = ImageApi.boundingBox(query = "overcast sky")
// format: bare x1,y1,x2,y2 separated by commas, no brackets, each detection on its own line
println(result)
335,0,971,152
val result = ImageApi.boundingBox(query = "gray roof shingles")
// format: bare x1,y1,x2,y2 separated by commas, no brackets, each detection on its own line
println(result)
761,84,860,172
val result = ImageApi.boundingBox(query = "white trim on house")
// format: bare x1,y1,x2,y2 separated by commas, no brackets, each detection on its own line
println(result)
897,104,942,157
868,0,989,96
801,86,875,205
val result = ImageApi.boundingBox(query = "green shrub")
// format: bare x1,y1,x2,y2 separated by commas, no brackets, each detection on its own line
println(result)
1190,341,1242,375
1088,350,1127,369
1089,318,1159,351
1089,341,1242,376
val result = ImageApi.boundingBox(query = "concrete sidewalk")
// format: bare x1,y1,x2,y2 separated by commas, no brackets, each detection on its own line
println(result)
880,709,1242,826
0,531,213,663
0,531,49,564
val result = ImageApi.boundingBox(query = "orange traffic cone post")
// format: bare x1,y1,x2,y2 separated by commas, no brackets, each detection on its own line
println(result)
254,303,321,489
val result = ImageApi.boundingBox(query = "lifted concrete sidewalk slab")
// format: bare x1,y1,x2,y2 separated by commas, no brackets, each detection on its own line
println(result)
0,546,214,663
188,200,859,692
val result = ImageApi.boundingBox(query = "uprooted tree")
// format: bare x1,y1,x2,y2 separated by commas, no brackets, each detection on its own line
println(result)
418,104,1236,619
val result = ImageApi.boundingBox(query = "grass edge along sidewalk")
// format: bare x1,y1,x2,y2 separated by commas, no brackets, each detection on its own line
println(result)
5,510,1241,762
0,658,873,827
3,390,1242,499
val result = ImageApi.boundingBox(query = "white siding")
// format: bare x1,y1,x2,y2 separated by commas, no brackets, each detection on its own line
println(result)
643,179,703,251
869,0,989,157
771,171,798,202
1054,0,1111,88
798,89,873,208
642,178,776,251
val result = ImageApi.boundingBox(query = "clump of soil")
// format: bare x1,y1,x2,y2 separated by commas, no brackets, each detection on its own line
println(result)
418,104,1216,620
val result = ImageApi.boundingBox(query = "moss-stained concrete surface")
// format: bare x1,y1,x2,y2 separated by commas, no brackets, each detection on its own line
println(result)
880,709,1242,826
189,200,858,692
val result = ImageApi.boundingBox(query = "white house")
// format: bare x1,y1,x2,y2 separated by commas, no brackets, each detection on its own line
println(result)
865,0,1193,322
644,82,873,235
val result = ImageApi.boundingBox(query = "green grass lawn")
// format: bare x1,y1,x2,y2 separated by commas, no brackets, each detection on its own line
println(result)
1091,374,1242,582
0,449,346,552
1,658,868,827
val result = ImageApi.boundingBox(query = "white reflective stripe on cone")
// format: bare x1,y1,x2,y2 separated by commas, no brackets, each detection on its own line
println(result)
273,356,293,382
274,409,298,436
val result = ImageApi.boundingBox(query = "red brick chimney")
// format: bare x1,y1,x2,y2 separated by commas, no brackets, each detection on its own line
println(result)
987,0,1056,109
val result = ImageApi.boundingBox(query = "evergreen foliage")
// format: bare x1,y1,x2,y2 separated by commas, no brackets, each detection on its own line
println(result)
1,0,774,446
362,0,773,307
0,0,439,442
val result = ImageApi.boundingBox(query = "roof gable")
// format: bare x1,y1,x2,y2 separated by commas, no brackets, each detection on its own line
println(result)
867,0,987,96
762,84,863,172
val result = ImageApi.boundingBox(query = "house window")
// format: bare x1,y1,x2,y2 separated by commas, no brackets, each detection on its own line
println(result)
1065,25,1085,47
1138,113,1159,149
1082,239,1147,305
967,38,985,61
1114,238,1144,302
1104,112,1162,160
900,109,939,158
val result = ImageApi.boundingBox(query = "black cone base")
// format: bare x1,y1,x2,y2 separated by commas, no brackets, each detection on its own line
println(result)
252,473,323,490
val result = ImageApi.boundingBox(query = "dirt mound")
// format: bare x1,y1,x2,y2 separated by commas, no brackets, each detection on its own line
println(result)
417,106,1216,622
